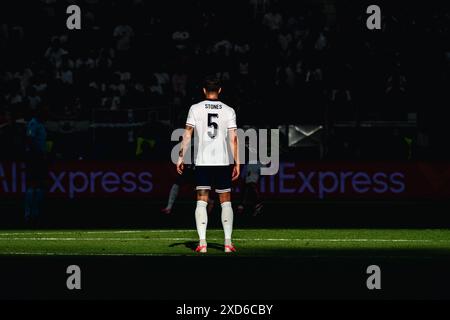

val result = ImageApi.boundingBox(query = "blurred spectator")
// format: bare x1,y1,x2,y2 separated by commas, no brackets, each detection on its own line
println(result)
263,7,283,31
172,72,188,98
113,22,134,52
44,38,67,69
0,0,448,160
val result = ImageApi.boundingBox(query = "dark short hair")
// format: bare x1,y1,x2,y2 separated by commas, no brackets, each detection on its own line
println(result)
204,76,221,93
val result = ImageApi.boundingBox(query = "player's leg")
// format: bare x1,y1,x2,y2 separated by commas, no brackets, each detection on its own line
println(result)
218,192,235,253
194,166,211,253
244,182,263,216
35,158,48,222
24,154,35,223
161,183,179,214
32,185,44,220
251,182,263,216
237,181,249,214
195,190,209,252
25,154,45,225
24,184,34,224
162,167,188,214
216,166,235,253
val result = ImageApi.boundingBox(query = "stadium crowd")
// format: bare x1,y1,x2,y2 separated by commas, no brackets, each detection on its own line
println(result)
0,0,449,160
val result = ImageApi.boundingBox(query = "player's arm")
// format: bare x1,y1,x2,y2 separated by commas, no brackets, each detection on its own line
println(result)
176,125,194,174
229,128,240,181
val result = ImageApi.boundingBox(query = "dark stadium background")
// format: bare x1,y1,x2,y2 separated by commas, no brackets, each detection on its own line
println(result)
0,0,449,227
1,0,450,302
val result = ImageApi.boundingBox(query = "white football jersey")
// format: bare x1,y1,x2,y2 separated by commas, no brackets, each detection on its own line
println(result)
186,100,237,166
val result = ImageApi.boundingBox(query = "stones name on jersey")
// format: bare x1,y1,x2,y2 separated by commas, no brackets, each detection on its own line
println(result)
205,103,222,109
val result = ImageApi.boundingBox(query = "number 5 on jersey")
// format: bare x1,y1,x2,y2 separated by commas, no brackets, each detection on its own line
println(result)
208,113,218,139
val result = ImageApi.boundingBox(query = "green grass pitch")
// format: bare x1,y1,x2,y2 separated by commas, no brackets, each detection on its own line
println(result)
1,229,450,257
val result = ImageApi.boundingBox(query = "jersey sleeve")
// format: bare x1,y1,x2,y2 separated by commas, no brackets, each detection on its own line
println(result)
185,106,195,127
227,108,237,129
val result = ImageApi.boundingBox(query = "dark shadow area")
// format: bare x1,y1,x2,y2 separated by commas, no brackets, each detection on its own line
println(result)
1,253,450,300
169,241,224,252
2,199,450,229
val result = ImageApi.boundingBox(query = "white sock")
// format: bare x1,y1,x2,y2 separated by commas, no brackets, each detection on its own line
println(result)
166,184,179,209
195,201,208,244
221,202,233,244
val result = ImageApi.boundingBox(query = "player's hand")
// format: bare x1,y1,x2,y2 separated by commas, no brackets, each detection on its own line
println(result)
232,164,240,181
176,158,184,175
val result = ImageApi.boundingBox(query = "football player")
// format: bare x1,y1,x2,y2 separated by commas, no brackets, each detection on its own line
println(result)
176,77,240,253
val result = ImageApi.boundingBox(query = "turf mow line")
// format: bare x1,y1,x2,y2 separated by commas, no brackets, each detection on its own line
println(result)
0,229,447,237
0,252,190,257
0,230,194,236
0,237,449,243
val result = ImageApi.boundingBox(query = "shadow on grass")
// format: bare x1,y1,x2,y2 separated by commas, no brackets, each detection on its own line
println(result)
169,241,225,252
166,242,450,258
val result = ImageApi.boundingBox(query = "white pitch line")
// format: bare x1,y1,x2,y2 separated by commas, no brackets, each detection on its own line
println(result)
0,230,195,236
260,238,444,242
0,237,449,242
0,252,190,257
0,229,447,237
0,237,194,241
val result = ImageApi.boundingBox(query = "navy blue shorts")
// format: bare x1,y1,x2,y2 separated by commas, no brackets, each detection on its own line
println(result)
195,165,232,193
